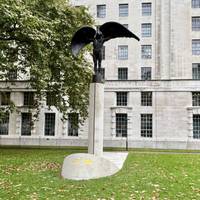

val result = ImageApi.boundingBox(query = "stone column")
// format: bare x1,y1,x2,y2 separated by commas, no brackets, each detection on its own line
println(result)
88,78,104,157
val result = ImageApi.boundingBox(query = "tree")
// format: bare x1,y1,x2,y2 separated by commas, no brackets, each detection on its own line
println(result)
0,0,94,121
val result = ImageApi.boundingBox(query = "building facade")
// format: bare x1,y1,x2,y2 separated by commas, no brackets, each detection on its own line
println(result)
1,0,200,149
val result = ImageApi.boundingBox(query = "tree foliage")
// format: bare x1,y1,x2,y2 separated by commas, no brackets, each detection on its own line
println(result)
0,0,94,121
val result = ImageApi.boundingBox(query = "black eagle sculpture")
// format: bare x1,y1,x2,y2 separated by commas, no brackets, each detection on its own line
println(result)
71,22,140,81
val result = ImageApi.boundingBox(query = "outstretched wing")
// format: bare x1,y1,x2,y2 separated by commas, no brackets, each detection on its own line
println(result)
71,26,96,56
99,22,140,42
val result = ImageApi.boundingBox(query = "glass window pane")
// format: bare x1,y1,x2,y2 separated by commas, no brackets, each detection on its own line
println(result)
192,17,200,31
142,3,152,16
116,113,127,137
192,40,200,55
45,113,55,136
141,92,152,106
116,92,128,106
1,92,10,106
141,67,152,80
192,0,200,8
141,45,152,59
118,45,128,60
21,113,32,136
192,63,200,79
141,23,152,37
7,69,17,80
193,115,200,139
68,113,79,136
118,68,128,80
46,92,56,106
0,113,9,135
141,114,153,138
97,5,106,18
24,92,34,106
192,92,200,106
119,4,128,17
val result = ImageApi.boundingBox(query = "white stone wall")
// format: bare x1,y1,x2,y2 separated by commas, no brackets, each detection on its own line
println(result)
1,0,200,149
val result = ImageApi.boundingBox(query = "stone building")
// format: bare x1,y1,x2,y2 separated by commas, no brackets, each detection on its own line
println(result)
1,0,200,149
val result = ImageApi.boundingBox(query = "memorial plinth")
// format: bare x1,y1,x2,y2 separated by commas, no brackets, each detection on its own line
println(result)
88,80,104,156
62,21,139,180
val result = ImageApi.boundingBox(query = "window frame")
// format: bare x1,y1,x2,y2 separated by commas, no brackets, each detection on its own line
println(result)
141,45,152,59
118,68,128,80
192,92,200,106
192,39,200,55
21,113,32,136
1,92,10,106
116,113,128,137
119,4,129,17
44,113,55,136
141,23,152,37
118,45,128,60
192,17,200,31
141,92,152,106
193,114,200,139
192,0,200,8
141,67,152,80
116,92,128,106
141,114,153,138
192,63,200,79
23,92,34,106
142,3,152,16
0,113,9,135
97,4,106,18
68,113,79,137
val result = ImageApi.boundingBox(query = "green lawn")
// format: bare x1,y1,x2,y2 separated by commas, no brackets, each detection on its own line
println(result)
1,148,200,200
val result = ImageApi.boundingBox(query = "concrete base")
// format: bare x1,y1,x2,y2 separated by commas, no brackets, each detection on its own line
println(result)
61,152,128,180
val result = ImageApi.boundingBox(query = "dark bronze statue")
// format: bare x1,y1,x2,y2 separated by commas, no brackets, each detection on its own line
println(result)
71,22,140,82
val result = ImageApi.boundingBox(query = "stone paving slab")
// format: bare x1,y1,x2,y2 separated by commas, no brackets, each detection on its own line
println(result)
102,152,128,169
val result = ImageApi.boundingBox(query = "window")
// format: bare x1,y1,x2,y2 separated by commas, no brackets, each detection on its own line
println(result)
117,92,128,106
46,92,56,106
192,17,200,31
193,63,200,79
0,113,9,135
192,40,200,55
116,113,127,137
118,68,128,80
1,92,10,105
102,46,105,60
141,45,152,59
123,24,129,29
142,3,152,16
193,115,200,139
68,113,79,136
118,45,128,60
141,114,153,138
21,113,32,136
24,92,34,106
7,69,17,80
192,0,200,8
119,4,128,17
192,92,200,106
45,113,55,136
100,68,105,80
97,5,106,18
141,67,152,80
141,23,152,37
141,92,152,106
